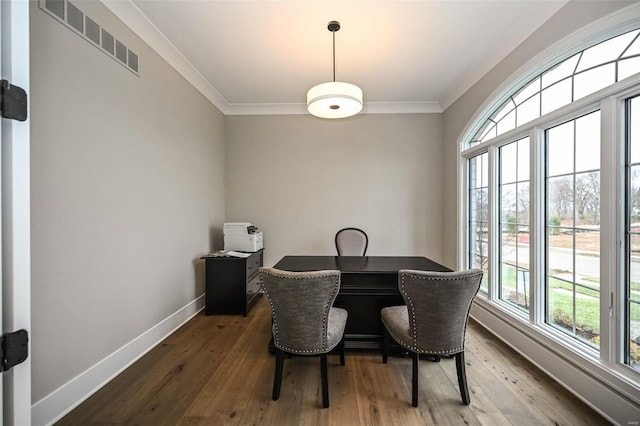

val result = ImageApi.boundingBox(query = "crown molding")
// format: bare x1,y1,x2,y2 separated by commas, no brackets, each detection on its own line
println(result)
101,0,231,114
225,101,442,115
364,101,442,114
102,0,442,116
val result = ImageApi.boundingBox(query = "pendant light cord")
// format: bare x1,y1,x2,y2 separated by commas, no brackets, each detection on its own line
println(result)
332,30,336,82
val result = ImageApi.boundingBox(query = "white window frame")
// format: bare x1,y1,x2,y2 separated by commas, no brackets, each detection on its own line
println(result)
457,11,640,415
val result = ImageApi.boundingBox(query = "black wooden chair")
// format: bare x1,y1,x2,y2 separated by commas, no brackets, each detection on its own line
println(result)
335,227,368,256
381,269,483,407
259,267,347,408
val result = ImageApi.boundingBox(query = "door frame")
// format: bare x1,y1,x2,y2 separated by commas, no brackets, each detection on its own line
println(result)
1,1,31,425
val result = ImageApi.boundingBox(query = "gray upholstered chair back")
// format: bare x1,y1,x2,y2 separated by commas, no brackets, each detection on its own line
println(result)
335,227,368,256
259,267,341,354
399,269,483,355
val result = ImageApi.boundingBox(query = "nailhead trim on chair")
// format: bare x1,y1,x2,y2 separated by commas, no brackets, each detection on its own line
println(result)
260,269,341,354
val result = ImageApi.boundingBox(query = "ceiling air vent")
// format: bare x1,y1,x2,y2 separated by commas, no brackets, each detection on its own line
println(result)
115,40,127,64
85,16,100,46
44,0,64,20
66,1,83,34
38,0,139,76
101,28,115,55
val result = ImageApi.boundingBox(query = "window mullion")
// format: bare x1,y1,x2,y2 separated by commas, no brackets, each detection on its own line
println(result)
489,144,499,300
600,95,622,366
530,127,545,324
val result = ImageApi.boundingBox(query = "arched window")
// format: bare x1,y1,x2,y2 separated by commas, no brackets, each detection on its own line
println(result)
460,22,640,382
469,28,640,148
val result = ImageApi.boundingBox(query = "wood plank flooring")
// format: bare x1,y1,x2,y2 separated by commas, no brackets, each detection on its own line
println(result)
58,296,610,425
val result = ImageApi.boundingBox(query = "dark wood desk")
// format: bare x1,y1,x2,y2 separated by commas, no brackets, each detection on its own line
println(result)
273,256,451,349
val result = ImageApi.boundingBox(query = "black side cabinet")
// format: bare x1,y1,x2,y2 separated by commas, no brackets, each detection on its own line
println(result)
203,249,264,316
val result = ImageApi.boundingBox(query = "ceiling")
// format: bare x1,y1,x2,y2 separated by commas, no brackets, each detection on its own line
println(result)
106,0,569,115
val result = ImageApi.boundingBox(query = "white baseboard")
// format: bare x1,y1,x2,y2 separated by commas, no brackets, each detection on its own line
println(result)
470,301,640,425
31,295,205,426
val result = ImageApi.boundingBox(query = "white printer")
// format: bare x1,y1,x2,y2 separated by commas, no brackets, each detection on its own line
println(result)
223,222,263,252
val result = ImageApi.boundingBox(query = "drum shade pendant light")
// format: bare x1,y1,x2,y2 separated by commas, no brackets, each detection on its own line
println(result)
307,21,363,119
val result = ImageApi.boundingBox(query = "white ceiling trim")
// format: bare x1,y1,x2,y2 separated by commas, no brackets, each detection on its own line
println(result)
101,0,443,116
225,101,442,115
364,102,442,114
101,0,231,114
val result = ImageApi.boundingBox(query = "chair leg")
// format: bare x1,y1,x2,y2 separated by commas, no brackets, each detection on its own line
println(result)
382,327,389,364
455,351,471,405
272,348,285,401
411,351,419,407
339,336,346,366
321,353,329,408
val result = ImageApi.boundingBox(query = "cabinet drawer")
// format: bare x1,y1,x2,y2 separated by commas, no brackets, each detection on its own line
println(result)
246,273,262,301
246,251,262,278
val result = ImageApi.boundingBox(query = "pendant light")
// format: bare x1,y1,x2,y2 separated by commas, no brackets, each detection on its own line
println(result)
307,21,363,119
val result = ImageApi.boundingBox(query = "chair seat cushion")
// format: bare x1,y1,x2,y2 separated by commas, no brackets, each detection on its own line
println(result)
381,305,414,351
327,307,348,351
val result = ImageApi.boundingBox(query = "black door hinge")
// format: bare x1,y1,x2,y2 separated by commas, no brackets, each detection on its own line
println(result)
1,329,29,372
0,79,27,122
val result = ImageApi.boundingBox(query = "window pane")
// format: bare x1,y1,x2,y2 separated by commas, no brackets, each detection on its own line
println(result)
513,77,540,105
576,31,639,72
497,110,516,136
575,171,600,225
469,153,489,293
472,120,493,145
548,176,574,228
542,53,580,88
547,121,574,177
481,124,497,143
518,181,530,223
632,98,640,164
517,138,530,181
629,234,640,286
499,138,530,312
574,63,616,101
481,153,489,187
547,277,574,334
501,183,516,222
541,78,572,116
622,31,640,58
515,267,530,310
516,227,530,270
516,94,540,127
618,57,640,81
492,99,516,122
629,302,640,370
500,143,517,184
630,167,640,220
575,286,600,347
546,115,600,349
575,111,601,172
501,225,516,264
547,228,574,278
575,230,600,285
470,190,485,222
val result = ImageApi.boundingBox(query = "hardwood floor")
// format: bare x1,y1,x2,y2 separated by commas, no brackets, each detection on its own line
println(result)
58,296,610,425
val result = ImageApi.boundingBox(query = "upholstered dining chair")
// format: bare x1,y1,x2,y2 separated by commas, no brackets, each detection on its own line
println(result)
259,267,348,408
335,227,368,256
381,269,483,407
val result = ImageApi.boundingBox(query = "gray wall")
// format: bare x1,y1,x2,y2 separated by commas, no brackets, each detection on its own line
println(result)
442,0,635,267
30,2,226,402
225,114,445,268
